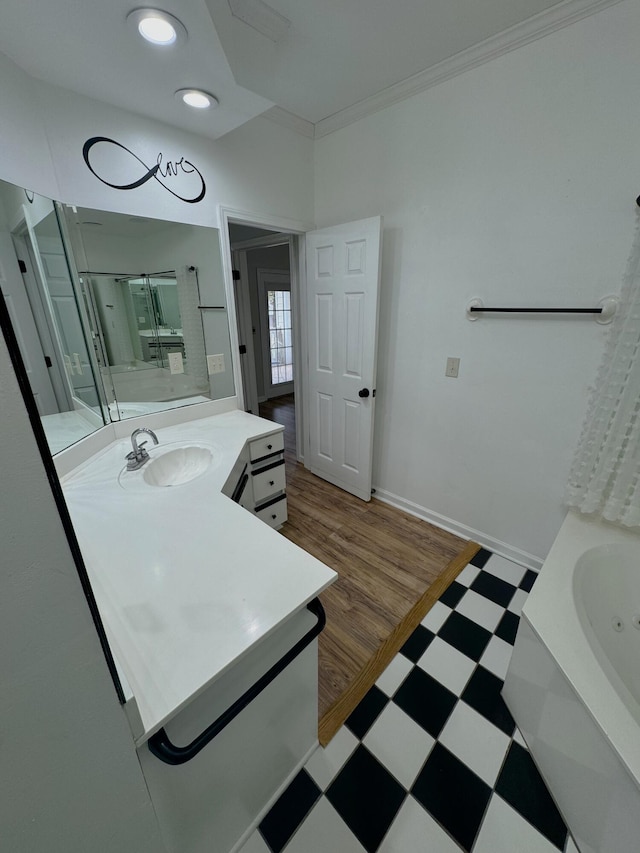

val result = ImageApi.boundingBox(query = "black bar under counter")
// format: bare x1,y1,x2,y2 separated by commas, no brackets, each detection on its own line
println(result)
148,598,326,766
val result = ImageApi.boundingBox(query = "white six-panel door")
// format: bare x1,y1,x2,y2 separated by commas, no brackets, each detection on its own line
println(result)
305,217,382,501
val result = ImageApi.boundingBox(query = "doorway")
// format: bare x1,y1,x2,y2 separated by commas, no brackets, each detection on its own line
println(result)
228,221,301,459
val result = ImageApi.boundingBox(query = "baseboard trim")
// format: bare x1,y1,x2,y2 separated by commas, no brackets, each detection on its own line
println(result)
373,486,543,571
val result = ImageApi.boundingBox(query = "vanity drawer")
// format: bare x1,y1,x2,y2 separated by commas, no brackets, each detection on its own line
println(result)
252,461,286,503
255,495,288,528
249,432,284,463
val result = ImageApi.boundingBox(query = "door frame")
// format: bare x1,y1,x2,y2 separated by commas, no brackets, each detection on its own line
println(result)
232,235,292,413
11,229,73,412
257,267,293,399
231,246,260,415
219,206,311,464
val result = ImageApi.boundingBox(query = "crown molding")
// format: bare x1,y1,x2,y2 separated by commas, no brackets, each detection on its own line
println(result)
290,0,621,139
262,105,315,138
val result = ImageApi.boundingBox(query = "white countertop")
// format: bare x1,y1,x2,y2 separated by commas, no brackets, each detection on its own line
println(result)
61,410,336,743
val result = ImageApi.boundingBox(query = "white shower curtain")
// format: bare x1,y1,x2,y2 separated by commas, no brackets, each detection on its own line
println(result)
566,218,640,526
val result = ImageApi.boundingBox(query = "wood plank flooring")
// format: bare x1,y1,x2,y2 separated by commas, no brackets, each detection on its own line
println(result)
259,394,479,744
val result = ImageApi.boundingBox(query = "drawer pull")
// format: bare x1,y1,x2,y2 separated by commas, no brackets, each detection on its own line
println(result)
267,443,272,450
269,480,274,486
271,513,277,520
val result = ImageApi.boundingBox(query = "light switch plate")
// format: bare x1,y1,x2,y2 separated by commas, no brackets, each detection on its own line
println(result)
445,357,460,378
168,352,184,374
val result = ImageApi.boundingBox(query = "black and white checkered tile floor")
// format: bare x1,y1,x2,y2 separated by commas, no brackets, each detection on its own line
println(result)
239,549,579,853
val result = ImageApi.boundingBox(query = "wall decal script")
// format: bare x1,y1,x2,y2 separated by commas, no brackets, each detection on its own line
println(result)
82,136,206,204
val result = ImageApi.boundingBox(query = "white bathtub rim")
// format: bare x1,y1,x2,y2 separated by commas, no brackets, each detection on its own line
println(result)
523,509,640,792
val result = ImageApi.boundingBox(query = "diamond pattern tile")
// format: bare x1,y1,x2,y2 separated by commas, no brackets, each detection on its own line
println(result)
326,745,406,852
259,770,321,853
412,742,491,851
470,571,516,608
393,666,457,738
246,551,568,853
399,624,434,662
495,742,567,849
438,611,492,661
345,685,388,739
462,665,516,736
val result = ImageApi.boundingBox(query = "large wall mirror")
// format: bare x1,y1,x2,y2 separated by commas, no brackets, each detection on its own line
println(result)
0,177,234,455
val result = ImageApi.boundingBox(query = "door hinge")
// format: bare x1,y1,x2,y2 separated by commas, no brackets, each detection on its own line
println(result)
44,356,52,368
18,259,27,274
232,269,241,281
239,344,247,354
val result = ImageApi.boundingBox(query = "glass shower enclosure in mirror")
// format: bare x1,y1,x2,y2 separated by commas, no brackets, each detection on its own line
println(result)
60,207,234,420
0,178,107,453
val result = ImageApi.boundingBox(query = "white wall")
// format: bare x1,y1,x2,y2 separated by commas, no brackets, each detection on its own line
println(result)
0,333,166,853
34,79,314,228
314,0,640,563
0,54,58,198
0,52,314,228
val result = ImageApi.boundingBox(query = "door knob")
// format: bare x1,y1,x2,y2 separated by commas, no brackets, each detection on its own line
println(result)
358,388,370,398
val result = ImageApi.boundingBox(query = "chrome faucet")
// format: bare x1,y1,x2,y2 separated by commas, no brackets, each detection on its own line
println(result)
126,427,159,471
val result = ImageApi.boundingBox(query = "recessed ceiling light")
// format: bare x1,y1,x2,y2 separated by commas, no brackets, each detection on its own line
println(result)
127,9,187,46
175,89,219,110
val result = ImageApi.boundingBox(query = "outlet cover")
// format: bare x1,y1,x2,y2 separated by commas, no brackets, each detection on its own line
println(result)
207,354,226,375
168,352,184,374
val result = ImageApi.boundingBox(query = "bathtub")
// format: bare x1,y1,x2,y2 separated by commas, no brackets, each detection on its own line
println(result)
503,510,640,853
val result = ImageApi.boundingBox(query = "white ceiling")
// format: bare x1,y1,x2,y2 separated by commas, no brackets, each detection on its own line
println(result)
206,0,566,123
0,0,614,141
0,0,273,140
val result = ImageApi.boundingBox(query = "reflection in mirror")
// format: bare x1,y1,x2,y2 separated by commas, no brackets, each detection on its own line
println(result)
0,179,106,453
61,207,234,420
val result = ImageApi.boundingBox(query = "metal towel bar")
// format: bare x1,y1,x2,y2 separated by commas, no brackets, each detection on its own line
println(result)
466,296,618,324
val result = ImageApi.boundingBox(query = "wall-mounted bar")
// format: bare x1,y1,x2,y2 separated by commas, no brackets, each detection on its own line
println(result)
197,305,226,310
78,270,176,278
466,296,618,324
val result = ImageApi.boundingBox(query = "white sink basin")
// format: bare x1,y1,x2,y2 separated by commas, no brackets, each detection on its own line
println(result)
142,446,213,487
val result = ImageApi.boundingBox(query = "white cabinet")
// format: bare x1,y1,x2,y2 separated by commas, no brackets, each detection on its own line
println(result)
137,607,319,853
248,431,284,462
249,432,287,528
224,428,288,529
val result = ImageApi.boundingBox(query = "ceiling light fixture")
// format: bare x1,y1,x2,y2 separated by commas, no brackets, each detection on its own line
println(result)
127,9,188,46
175,89,219,110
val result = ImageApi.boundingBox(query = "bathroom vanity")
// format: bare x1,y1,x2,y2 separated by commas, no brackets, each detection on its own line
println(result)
0,171,335,852
58,405,336,853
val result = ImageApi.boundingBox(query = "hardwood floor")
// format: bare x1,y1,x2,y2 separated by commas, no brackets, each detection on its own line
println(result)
259,394,479,744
